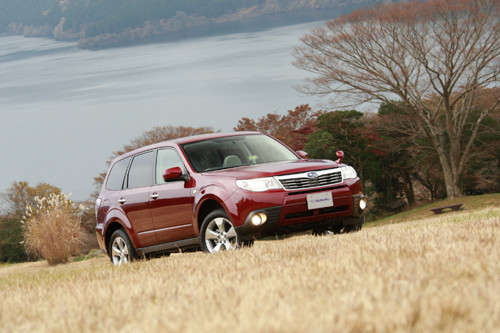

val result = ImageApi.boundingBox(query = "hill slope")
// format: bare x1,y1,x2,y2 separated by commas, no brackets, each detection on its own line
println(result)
0,0,385,49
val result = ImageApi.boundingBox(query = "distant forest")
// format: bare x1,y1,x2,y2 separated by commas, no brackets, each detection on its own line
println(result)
0,0,383,49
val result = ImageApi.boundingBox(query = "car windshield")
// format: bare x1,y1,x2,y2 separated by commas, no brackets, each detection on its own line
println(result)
181,134,299,172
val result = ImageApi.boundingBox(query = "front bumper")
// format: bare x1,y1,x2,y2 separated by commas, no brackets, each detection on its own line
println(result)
235,193,366,240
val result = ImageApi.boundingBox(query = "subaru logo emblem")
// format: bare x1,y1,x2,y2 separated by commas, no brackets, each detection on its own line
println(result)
307,171,319,178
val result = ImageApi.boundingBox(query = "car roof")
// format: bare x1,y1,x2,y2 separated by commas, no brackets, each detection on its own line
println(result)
173,131,261,144
110,131,263,163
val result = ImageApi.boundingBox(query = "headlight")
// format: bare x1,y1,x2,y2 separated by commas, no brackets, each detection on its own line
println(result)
341,166,358,180
236,177,282,192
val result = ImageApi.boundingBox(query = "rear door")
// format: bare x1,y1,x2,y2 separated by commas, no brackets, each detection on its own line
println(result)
150,148,196,243
119,150,157,247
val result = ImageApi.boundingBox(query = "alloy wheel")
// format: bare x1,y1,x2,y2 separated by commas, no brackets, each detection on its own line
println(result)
111,236,130,265
204,217,238,253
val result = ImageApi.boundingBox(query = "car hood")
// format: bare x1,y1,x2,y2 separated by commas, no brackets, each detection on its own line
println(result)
200,159,341,179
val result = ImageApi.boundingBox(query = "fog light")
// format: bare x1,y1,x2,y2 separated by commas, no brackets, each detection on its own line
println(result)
359,198,367,210
250,213,268,226
251,214,262,226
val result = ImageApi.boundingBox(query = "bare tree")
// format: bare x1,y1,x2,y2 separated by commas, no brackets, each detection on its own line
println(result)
1,182,62,218
113,125,217,157
293,0,500,198
234,104,320,150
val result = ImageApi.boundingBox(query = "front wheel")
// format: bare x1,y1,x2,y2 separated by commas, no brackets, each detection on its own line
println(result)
343,216,364,233
200,209,239,253
108,229,136,265
312,229,333,236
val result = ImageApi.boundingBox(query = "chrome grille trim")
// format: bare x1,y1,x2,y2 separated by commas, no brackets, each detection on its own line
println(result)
275,169,342,190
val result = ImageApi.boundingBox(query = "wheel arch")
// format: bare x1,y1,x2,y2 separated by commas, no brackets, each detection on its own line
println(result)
196,199,225,232
102,207,138,251
104,221,126,255
194,183,242,232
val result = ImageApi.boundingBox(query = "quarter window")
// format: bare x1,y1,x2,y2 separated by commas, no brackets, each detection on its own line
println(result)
106,157,130,191
127,151,154,188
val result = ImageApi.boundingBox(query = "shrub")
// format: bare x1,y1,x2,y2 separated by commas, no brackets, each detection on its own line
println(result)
22,193,85,265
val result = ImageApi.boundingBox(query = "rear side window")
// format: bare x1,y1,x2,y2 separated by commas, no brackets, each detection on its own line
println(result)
127,151,154,189
106,157,131,191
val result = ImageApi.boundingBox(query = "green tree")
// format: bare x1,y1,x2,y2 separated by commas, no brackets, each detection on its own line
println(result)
369,103,441,205
304,110,378,187
461,88,500,194
0,217,27,263
304,110,392,219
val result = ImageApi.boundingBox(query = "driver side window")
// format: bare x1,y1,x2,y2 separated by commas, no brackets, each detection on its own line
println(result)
156,149,186,184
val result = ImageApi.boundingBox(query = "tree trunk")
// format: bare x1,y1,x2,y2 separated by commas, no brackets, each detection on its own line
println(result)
435,146,462,199
402,171,416,206
425,127,461,199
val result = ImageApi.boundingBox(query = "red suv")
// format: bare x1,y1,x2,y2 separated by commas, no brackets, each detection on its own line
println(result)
95,132,366,265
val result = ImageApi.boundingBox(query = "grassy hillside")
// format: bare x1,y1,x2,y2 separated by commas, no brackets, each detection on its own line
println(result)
1,196,499,332
368,193,500,226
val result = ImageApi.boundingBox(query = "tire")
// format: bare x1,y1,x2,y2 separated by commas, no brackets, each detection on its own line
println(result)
331,225,343,234
312,229,333,236
343,217,364,233
344,224,361,233
241,240,255,248
200,209,239,253
108,229,136,265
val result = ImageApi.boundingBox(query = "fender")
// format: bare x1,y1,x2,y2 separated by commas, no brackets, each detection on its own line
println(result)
193,183,237,230
103,207,142,249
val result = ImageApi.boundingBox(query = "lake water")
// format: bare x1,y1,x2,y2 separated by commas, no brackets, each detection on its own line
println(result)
0,21,325,203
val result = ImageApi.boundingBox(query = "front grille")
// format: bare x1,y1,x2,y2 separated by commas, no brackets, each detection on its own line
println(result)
276,169,342,190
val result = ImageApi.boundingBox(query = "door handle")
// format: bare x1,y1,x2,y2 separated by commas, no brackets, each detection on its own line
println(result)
118,198,126,204
150,193,159,199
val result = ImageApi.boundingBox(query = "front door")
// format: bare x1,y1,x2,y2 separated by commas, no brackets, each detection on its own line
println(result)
150,148,195,243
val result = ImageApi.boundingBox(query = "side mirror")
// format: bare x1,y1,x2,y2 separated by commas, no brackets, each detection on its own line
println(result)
163,167,188,182
336,151,344,164
296,150,309,160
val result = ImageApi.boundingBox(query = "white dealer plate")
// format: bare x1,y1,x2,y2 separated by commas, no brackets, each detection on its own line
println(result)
307,192,333,210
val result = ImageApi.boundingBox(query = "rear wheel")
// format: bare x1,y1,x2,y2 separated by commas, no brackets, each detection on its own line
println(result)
109,229,136,265
200,209,239,253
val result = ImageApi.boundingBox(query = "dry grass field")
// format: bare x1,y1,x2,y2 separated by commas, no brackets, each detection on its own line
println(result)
1,202,499,332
